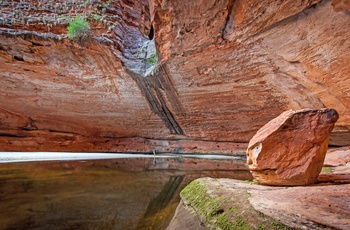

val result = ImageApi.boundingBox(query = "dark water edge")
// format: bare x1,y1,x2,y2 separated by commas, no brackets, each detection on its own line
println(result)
0,157,252,230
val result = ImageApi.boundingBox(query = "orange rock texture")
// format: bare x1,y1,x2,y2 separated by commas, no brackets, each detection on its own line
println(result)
0,0,350,151
247,108,339,186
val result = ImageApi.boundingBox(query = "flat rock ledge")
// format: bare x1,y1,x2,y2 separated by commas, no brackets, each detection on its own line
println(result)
168,179,350,230
168,151,350,230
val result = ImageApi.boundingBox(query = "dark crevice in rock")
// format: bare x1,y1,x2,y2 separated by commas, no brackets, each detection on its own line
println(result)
0,133,20,137
31,41,44,46
129,64,185,135
223,0,236,40
148,25,154,40
13,55,24,61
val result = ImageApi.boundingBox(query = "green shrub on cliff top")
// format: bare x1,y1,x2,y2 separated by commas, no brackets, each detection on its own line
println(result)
67,15,90,41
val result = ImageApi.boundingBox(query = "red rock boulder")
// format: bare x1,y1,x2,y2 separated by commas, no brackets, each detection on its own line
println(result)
247,108,339,186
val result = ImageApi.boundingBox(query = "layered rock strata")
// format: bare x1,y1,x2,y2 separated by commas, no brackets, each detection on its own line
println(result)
0,0,350,151
0,130,247,154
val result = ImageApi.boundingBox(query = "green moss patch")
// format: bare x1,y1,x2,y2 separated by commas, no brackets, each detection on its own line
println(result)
181,180,236,229
321,167,334,173
180,180,297,230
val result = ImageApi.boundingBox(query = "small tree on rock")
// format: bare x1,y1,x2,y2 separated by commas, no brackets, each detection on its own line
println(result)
67,14,90,43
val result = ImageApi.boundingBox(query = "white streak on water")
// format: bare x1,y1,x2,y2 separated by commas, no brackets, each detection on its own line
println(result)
0,152,243,163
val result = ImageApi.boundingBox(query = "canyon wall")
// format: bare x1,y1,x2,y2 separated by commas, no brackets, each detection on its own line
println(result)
0,0,349,152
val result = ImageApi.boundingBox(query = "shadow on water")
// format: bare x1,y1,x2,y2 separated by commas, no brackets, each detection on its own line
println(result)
0,156,252,230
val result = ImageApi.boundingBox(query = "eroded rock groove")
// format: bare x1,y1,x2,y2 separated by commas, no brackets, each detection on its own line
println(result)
129,64,185,135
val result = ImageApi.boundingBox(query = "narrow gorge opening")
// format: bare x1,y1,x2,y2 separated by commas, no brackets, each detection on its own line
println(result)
113,1,158,77
136,37,158,77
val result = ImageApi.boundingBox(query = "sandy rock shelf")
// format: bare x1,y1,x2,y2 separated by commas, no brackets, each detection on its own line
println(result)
169,148,350,230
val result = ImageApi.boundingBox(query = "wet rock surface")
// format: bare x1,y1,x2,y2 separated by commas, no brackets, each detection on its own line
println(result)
247,108,339,186
171,151,350,229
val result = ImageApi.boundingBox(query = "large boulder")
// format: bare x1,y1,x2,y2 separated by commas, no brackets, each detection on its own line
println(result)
246,108,339,186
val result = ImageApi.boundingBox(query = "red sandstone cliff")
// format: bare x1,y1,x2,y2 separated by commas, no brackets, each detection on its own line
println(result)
0,0,349,152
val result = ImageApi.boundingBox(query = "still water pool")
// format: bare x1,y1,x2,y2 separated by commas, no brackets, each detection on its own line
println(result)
0,155,252,230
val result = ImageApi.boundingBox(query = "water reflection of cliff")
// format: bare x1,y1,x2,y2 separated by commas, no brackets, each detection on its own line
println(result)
0,157,252,230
